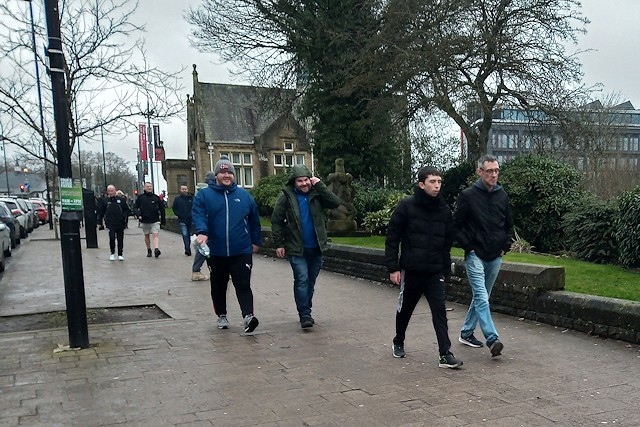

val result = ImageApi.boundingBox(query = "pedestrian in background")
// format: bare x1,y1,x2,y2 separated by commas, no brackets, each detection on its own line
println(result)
454,154,513,357
192,156,262,332
172,185,194,256
97,184,130,261
134,182,166,258
271,165,341,329
385,166,462,369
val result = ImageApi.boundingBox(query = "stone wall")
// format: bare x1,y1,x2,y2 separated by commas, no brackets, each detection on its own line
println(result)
259,228,640,344
161,222,640,344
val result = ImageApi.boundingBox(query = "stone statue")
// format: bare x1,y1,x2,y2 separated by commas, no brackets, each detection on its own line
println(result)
326,158,357,232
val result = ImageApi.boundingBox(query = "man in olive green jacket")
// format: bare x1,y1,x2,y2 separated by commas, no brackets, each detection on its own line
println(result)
271,165,341,328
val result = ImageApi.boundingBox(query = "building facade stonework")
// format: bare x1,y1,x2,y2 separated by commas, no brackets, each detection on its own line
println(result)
162,65,312,201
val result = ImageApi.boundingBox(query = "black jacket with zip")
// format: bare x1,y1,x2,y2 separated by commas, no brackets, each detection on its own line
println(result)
453,179,514,261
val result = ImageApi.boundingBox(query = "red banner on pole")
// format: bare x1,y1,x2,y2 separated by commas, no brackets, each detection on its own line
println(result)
139,123,148,161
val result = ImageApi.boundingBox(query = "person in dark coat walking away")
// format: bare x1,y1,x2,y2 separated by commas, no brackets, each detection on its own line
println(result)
97,184,131,261
385,166,462,369
454,154,514,357
271,165,341,329
134,182,166,258
192,156,262,333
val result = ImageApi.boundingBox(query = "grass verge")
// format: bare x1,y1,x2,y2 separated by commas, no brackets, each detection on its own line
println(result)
329,236,640,302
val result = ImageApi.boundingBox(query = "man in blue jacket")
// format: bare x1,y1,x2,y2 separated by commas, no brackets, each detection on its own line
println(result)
192,156,262,333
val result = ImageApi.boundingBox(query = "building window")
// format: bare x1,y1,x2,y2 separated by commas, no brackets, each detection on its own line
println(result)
295,154,305,165
219,152,254,188
177,174,187,187
284,141,294,152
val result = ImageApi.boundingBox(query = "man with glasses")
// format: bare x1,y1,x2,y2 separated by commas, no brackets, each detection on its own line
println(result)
454,154,513,357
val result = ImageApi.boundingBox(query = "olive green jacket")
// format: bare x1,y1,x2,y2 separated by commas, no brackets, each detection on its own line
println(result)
271,179,341,257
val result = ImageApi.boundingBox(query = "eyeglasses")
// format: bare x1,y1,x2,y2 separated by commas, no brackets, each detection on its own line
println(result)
481,168,500,174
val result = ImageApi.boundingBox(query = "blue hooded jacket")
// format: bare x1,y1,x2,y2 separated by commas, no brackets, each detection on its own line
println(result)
191,179,262,257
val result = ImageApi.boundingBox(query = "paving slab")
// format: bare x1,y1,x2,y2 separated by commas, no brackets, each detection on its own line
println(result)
0,225,639,426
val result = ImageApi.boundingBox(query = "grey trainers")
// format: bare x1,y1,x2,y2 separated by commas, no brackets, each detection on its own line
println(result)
438,352,463,369
459,334,483,348
217,315,229,329
243,314,259,333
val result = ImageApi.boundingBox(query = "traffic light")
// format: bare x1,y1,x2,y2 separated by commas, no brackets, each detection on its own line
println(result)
19,184,25,192
134,189,138,195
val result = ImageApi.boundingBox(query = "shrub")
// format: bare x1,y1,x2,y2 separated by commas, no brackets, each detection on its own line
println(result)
249,173,289,216
500,154,584,253
563,195,618,264
441,160,476,209
615,186,640,268
362,192,407,235
353,180,406,225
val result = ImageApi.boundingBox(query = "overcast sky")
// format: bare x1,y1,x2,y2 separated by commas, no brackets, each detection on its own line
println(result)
26,0,640,187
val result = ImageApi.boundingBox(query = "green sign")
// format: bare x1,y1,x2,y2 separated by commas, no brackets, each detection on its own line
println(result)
59,178,83,211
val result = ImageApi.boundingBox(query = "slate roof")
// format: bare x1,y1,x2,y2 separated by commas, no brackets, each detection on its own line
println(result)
0,171,46,195
197,83,295,144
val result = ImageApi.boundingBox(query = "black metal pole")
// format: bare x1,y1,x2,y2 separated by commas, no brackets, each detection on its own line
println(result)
26,0,54,229
100,125,107,188
43,0,89,348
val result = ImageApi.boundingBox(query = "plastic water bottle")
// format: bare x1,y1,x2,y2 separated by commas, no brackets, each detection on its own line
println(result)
191,235,210,258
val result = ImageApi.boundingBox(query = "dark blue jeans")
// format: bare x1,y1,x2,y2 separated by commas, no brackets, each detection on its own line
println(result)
289,247,323,319
178,221,191,252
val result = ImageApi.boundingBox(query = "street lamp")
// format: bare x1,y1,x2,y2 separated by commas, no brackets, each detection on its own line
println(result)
207,143,214,171
1,132,9,196
100,125,107,188
22,0,54,228
142,101,156,194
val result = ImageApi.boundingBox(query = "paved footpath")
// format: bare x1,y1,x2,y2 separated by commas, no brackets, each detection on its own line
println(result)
0,225,639,427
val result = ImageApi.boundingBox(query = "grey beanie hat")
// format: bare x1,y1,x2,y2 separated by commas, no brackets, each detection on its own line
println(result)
213,155,235,175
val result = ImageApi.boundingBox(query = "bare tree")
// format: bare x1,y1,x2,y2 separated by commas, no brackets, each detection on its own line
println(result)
374,0,590,160
0,0,184,167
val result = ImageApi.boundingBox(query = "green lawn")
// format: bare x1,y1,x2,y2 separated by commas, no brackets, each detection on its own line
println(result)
330,236,640,302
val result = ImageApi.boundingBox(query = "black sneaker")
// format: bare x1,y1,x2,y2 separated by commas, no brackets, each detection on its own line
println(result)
438,352,463,369
147,248,152,257
185,249,192,256
459,334,483,348
154,248,161,258
244,315,259,333
300,317,314,329
392,343,405,358
489,340,504,357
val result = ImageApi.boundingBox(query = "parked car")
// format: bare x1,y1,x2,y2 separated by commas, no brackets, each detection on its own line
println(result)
0,222,11,272
0,198,28,239
14,198,36,233
31,200,50,225
24,199,39,229
0,201,19,248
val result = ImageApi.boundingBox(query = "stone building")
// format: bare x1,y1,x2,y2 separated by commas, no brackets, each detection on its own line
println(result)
162,65,313,201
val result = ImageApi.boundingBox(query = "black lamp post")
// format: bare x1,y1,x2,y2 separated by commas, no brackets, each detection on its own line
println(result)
43,0,89,348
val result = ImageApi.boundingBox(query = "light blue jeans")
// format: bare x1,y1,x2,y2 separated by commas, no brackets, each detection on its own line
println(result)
289,248,323,319
460,252,502,345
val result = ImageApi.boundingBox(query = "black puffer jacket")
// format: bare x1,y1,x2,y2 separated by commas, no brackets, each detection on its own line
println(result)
453,180,514,261
385,187,453,276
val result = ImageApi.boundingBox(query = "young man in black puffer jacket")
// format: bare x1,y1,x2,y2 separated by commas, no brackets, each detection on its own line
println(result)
385,166,462,369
